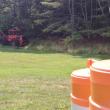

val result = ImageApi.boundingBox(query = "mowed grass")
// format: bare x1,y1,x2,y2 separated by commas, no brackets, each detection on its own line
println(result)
0,47,109,110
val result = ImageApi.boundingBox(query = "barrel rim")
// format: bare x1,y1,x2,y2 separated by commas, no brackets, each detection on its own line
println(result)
71,68,90,85
91,60,110,73
71,68,90,78
90,66,110,74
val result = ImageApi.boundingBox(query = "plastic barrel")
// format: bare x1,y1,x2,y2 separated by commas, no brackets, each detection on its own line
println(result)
87,59,96,68
90,60,110,110
71,68,90,110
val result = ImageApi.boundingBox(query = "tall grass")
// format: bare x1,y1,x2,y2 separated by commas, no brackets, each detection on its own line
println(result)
28,39,110,55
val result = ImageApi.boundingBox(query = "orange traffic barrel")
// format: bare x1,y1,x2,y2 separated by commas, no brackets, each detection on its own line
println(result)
71,68,90,110
90,60,110,110
87,59,96,68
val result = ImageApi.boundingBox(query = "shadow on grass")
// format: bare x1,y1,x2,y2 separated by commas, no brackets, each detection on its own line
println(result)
0,46,110,60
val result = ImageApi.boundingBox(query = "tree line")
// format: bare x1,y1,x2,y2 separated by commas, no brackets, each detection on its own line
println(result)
0,0,110,41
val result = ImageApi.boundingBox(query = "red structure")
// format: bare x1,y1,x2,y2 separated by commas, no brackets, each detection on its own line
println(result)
6,28,23,46
4,27,24,47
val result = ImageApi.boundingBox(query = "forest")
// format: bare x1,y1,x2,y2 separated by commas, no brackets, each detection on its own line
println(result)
0,1,110,109
0,0,110,50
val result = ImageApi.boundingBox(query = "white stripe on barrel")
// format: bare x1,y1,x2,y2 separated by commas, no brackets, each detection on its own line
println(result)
71,103,88,110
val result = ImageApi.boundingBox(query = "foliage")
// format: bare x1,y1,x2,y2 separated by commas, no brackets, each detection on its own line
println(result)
69,0,110,39
0,0,110,40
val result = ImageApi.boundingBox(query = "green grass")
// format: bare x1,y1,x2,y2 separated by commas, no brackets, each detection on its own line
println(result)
0,46,109,110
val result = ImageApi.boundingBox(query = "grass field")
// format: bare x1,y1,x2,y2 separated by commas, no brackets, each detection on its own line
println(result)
0,47,109,110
